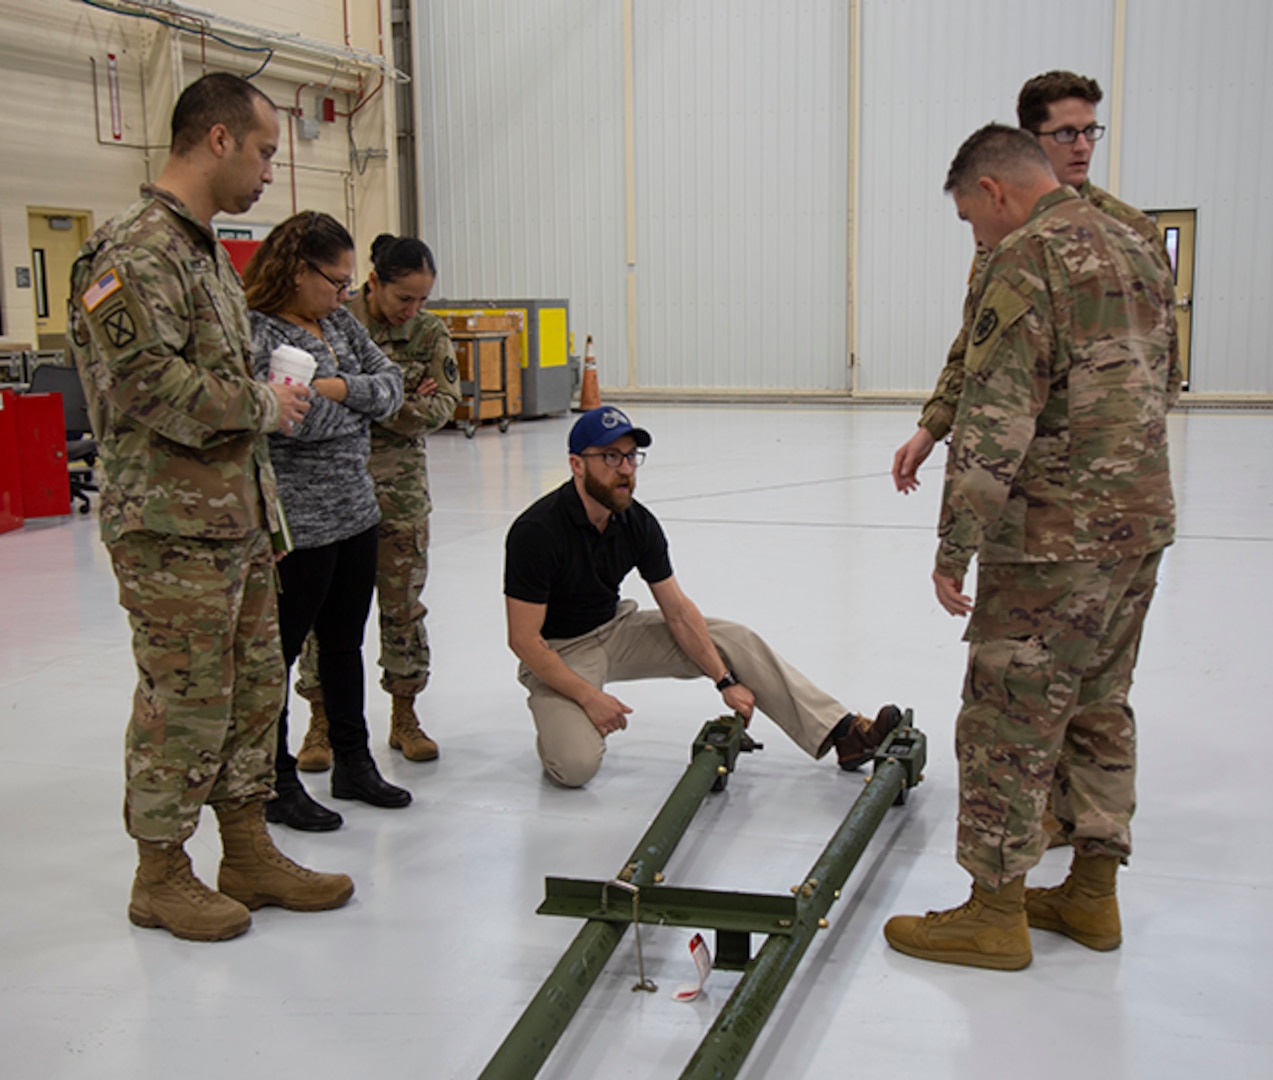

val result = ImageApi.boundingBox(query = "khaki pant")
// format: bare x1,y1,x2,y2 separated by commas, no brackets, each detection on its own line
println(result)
519,600,847,786
956,550,1163,888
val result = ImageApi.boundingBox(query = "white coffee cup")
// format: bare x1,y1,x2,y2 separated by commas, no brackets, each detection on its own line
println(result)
268,344,317,387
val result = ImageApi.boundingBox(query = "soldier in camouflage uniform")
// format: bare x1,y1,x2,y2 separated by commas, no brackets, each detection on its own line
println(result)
883,124,1177,971
294,235,460,769
68,73,352,942
893,69,1175,493
890,70,1179,853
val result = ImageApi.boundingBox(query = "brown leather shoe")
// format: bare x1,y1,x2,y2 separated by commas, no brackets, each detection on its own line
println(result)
834,704,903,771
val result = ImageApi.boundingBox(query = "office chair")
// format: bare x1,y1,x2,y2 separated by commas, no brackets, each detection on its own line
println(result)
25,362,98,515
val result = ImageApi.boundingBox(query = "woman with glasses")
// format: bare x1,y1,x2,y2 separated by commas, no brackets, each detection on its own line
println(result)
291,234,461,774
242,211,407,832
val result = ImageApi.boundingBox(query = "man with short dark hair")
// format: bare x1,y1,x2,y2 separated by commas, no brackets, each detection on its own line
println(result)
503,406,901,788
882,124,1177,970
169,71,275,159
1017,70,1168,256
892,69,1175,493
69,72,351,942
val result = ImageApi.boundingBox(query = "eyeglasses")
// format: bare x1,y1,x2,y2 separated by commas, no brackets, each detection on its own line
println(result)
1035,123,1106,145
305,260,354,293
580,449,646,469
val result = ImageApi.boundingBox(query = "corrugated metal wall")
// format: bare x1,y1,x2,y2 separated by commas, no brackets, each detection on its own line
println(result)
416,0,849,391
632,1,849,390
416,0,1272,396
1121,0,1273,394
855,0,1113,392
416,0,628,380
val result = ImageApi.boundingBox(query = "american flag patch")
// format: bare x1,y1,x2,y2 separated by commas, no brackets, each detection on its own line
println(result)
83,269,123,312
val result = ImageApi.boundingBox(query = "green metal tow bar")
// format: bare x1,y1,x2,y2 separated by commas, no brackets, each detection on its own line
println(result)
478,715,751,1079
478,712,925,1080
677,733,921,1079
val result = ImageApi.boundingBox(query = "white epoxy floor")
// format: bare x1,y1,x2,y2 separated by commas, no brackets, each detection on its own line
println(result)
2,405,1270,1080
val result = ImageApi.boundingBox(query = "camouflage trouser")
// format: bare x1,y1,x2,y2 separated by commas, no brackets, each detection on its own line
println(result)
956,549,1164,889
297,513,430,701
109,530,285,845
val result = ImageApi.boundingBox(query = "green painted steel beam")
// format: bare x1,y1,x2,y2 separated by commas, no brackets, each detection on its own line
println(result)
477,716,745,1080
538,877,799,935
678,752,916,1080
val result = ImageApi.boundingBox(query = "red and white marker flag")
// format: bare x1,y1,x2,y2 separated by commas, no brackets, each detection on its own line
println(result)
673,933,713,1002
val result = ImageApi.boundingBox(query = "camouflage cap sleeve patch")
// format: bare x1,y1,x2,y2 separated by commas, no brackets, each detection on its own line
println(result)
966,280,1031,374
78,265,160,361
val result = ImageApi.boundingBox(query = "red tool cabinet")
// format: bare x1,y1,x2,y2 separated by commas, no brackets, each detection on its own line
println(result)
0,390,24,533
14,391,71,518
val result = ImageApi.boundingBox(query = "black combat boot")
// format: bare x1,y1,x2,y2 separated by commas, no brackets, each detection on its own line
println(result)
331,751,412,808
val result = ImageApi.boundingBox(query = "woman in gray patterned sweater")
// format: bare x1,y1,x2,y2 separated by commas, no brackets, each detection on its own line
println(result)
244,211,405,832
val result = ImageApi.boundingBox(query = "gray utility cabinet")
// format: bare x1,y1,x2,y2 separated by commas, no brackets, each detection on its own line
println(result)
427,298,573,417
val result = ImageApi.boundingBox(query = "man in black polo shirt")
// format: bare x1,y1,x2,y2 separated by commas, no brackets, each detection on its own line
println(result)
504,406,901,787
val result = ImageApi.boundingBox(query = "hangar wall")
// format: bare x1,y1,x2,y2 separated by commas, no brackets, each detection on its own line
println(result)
416,0,1273,396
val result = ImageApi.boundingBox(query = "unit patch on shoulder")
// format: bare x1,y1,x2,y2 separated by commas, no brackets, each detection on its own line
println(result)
78,264,158,360
100,303,137,349
964,280,1032,376
972,307,999,346
444,356,459,384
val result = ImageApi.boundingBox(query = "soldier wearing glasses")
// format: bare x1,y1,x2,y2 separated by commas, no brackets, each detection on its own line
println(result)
503,406,901,788
893,70,1173,495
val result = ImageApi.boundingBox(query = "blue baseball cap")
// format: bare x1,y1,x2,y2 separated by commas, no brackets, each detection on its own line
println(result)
568,407,653,455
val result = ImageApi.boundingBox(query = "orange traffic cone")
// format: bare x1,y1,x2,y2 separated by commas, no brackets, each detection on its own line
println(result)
575,334,601,412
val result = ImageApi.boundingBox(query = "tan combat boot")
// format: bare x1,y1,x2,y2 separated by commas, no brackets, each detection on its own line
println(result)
128,840,252,942
1025,853,1121,951
883,876,1032,970
388,695,439,761
296,699,333,772
215,801,354,912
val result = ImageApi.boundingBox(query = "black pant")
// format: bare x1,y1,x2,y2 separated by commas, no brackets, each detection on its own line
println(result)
275,523,379,784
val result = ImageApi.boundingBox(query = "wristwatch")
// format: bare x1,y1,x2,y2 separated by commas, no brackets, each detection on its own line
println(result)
715,671,740,692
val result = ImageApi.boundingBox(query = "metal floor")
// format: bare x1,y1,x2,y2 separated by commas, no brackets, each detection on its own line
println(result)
2,405,1269,1080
